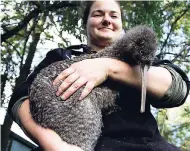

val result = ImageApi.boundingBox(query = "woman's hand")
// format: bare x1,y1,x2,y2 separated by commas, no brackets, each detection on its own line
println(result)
53,58,110,100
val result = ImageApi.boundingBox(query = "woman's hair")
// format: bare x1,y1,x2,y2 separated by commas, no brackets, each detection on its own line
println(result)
82,0,123,28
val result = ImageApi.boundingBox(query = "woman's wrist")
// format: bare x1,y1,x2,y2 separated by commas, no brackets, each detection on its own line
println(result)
106,58,141,86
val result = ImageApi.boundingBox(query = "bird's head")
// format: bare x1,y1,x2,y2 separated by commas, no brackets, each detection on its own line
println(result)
113,25,157,65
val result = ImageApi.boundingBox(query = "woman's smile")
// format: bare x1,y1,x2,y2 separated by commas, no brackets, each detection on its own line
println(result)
98,27,113,31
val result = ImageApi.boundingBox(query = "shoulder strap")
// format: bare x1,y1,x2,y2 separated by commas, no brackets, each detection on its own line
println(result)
66,44,92,56
48,44,91,60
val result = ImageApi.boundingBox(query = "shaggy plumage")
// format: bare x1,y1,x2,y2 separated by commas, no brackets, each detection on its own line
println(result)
29,25,157,151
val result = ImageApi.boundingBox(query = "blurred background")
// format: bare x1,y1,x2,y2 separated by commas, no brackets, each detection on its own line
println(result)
1,0,190,151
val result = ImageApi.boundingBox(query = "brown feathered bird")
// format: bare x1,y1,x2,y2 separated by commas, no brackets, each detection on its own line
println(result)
29,25,157,151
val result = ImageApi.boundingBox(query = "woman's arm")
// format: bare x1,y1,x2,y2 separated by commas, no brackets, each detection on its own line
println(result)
107,59,172,99
53,58,188,107
107,59,188,106
18,99,83,151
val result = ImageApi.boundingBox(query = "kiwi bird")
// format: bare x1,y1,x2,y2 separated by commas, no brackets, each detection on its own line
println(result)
29,25,157,151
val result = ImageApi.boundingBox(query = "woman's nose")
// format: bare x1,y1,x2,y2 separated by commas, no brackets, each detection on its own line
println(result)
102,14,111,26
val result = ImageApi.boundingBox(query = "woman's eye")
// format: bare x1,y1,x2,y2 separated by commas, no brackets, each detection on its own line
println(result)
111,15,118,18
94,14,101,17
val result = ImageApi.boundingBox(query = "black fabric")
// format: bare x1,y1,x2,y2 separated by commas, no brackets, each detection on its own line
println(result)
8,45,189,151
94,110,181,151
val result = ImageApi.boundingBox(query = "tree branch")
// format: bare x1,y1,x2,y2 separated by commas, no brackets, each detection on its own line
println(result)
1,1,79,43
164,122,189,136
5,41,21,58
160,6,190,58
172,47,190,62
20,16,39,71
1,8,40,43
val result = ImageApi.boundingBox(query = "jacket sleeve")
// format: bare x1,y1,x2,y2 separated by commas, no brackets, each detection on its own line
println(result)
150,60,190,108
7,48,71,124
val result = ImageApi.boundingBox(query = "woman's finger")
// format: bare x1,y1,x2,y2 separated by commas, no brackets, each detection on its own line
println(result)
79,81,95,100
60,77,87,100
56,72,80,96
53,67,75,85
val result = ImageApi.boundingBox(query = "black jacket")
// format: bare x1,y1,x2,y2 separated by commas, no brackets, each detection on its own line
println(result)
8,44,189,151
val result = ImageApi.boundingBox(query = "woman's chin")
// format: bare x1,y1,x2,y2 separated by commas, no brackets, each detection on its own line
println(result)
98,35,113,41
97,39,113,47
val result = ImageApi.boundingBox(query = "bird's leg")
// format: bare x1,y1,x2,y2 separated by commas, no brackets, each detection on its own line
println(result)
140,64,149,113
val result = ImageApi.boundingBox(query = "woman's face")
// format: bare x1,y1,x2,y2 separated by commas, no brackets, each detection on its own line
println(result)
86,0,123,48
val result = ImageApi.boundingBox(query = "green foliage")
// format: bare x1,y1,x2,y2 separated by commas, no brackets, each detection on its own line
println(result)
121,1,164,39
155,101,190,149
1,0,189,149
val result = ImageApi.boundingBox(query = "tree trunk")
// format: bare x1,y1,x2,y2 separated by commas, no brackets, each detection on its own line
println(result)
15,32,41,89
1,52,12,105
1,28,42,151
1,114,13,151
1,73,8,103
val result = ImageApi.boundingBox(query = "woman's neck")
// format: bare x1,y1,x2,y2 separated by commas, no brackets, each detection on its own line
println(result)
87,41,111,52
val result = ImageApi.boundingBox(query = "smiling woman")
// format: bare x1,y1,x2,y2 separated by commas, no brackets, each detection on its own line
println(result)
7,0,189,151
85,0,123,49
